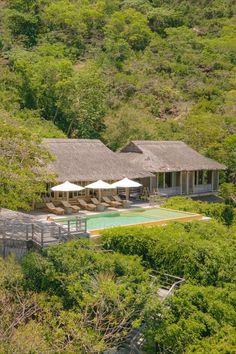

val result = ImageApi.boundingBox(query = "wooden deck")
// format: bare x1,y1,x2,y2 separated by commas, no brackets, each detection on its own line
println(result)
0,216,88,258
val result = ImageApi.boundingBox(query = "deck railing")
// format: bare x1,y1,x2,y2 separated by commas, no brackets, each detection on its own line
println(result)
159,187,181,196
194,184,212,193
149,270,185,298
64,217,87,235
0,216,88,250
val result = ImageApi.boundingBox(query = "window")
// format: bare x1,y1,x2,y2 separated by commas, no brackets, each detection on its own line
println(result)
165,172,172,188
158,173,164,188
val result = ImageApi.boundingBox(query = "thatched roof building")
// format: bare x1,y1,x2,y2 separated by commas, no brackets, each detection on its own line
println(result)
44,139,152,182
119,141,226,172
41,139,226,199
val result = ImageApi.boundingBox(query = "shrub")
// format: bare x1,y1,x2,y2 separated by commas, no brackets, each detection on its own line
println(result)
101,221,236,286
162,196,235,226
143,283,236,354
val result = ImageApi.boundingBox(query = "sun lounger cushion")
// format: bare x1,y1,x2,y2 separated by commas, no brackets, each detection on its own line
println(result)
46,203,64,215
91,198,109,207
103,197,122,207
61,201,80,212
78,199,96,211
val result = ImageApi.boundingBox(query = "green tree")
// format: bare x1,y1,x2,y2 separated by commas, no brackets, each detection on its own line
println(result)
143,283,236,353
0,111,53,210
105,8,152,51
102,220,236,285
4,0,45,46
148,6,185,35
103,105,158,150
219,182,236,205
69,62,107,138
223,135,236,183
10,49,77,133
21,241,154,351
43,0,85,56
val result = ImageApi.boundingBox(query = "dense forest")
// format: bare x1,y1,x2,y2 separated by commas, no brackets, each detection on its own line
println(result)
0,199,236,353
0,2,236,352
0,0,236,208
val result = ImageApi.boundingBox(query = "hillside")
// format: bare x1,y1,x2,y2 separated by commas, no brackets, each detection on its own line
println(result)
0,0,236,207
0,2,236,352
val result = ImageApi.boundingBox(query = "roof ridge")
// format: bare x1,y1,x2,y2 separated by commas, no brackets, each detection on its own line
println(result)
43,138,102,143
132,140,185,144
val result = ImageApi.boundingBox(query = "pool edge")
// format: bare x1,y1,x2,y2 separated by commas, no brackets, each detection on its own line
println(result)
89,213,203,236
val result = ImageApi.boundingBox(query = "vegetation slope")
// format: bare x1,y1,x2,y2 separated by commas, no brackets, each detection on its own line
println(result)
0,205,236,353
0,0,236,208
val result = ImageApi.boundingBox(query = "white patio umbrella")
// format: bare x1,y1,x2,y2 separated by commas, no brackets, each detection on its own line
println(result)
112,177,142,200
51,181,84,201
85,180,115,201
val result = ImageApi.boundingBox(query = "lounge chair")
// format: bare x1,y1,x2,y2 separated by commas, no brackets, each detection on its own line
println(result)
61,201,80,213
112,195,123,203
91,198,109,207
46,202,65,215
113,195,132,208
78,199,96,211
102,196,122,208
91,198,109,211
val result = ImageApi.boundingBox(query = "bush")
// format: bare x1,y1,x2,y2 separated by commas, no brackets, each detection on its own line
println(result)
143,283,236,354
162,196,235,226
101,221,236,286
20,241,157,349
219,182,236,205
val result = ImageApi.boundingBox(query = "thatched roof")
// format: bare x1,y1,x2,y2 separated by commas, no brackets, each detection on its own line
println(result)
119,141,226,172
44,139,153,182
0,208,56,227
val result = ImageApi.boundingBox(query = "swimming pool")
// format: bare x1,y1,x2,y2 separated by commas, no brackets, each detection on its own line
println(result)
55,207,201,234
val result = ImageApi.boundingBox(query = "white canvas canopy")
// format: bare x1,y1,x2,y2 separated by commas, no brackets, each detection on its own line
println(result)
51,181,84,200
112,177,142,200
85,180,115,201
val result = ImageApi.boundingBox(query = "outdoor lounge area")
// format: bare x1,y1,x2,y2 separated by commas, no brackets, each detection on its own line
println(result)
39,178,143,218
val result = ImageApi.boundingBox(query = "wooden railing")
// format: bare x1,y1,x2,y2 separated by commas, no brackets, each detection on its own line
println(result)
149,270,185,298
63,217,87,235
159,187,181,196
0,216,88,250
194,184,212,194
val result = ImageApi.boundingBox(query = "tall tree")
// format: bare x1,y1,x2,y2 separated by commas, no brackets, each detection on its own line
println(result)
0,111,53,209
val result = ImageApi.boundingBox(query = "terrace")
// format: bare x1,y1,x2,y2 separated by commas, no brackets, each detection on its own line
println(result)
0,198,203,259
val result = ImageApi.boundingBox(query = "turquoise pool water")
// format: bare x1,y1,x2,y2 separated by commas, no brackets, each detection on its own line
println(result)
55,208,197,231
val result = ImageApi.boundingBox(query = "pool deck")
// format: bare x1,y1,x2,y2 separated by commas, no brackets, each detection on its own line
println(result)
28,201,152,221
27,202,204,238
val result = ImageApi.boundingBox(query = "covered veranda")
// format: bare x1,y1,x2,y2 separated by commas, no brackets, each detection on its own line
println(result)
139,170,220,196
